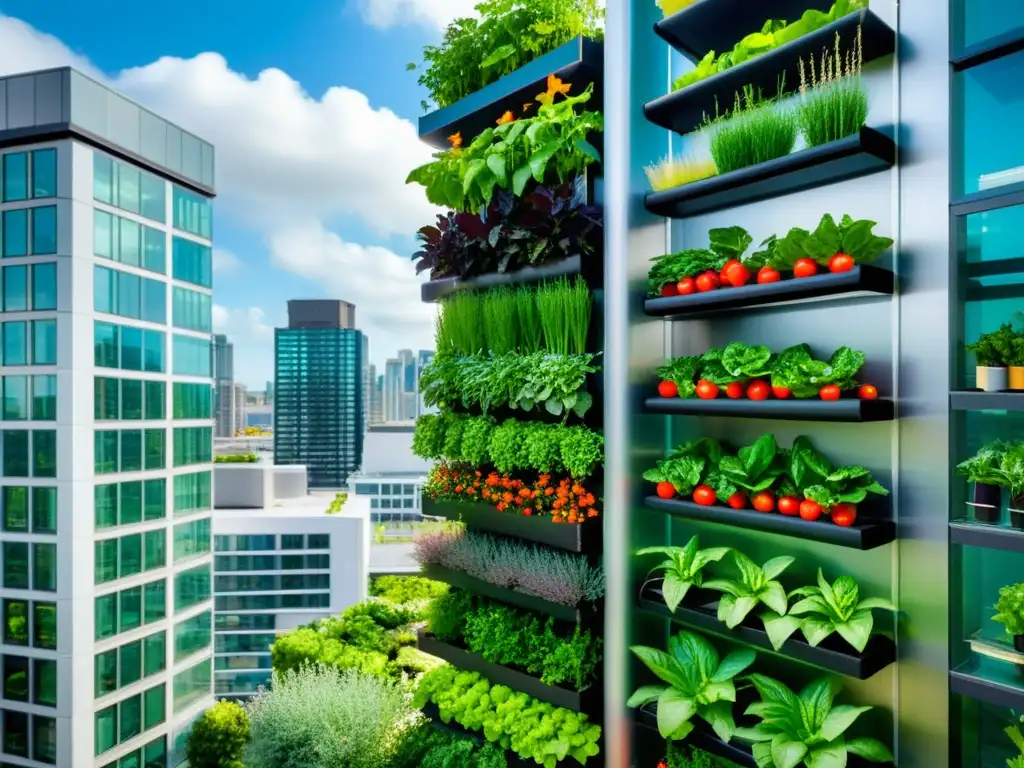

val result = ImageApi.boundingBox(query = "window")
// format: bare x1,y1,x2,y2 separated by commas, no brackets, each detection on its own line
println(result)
145,428,165,470
216,592,330,611
144,478,165,521
31,206,57,255
96,593,117,640
95,539,117,584
2,322,26,366
214,534,275,551
32,713,56,763
32,375,56,420
2,153,27,201
172,236,213,287
172,657,211,713
33,659,55,707
33,430,56,477
31,149,56,199
281,534,303,550
120,481,142,525
174,517,211,562
173,382,212,418
0,205,56,257
174,563,211,612
174,471,211,514
143,631,166,677
3,542,27,589
2,209,26,257
32,487,56,533
95,649,117,697
2,487,27,532
94,377,119,420
3,655,27,701
93,266,166,324
120,586,142,632
95,704,116,755
94,321,165,373
33,602,55,649
172,333,212,376
308,534,330,550
173,427,212,467
120,640,142,688
172,187,212,239
94,430,119,475
144,529,165,570
143,683,165,730
145,380,165,419
173,610,211,661
2,265,25,312
95,153,165,224
32,319,56,365
31,262,57,310
172,286,212,332
4,708,27,757
143,580,165,623
3,600,27,646
32,543,56,591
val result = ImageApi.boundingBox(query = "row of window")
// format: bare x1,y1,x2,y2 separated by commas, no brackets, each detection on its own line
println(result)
215,632,276,654
3,599,56,649
2,319,56,366
174,382,213,419
215,612,274,631
215,671,268,695
1,486,56,534
176,564,212,613
174,517,212,563
172,285,212,332
2,150,56,203
95,530,166,585
94,265,166,324
2,541,56,591
215,573,330,592
213,533,331,552
214,553,329,572
353,482,418,496
95,579,165,642
1,654,55,707
95,321,164,373
94,428,165,475
0,206,57,258
2,376,56,426
173,333,212,377
172,236,213,288
95,630,165,699
172,656,211,714
94,209,166,274
172,187,212,240
99,734,166,768
0,262,56,313
1,430,55,478
96,377,165,422
215,653,271,671
1,709,57,764
215,592,330,611
174,610,212,663
96,479,166,530
174,471,212,515
94,153,166,225
95,682,166,756
173,426,212,467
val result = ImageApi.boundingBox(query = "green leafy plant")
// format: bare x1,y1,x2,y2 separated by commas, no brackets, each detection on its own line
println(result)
370,575,449,606
956,441,1011,485
665,742,742,768
646,155,718,190
738,674,894,767
643,439,723,497
185,700,250,768
771,215,892,271
993,583,1024,638
967,324,1017,367
797,28,868,148
707,88,798,176
413,0,604,111
214,453,260,463
536,277,592,355
419,730,509,768
648,249,725,295
769,343,866,398
802,464,889,510
761,569,895,652
657,355,704,398
427,590,474,642
1006,715,1024,768
627,630,756,742
637,536,732,612
704,343,774,384
713,434,786,497
998,443,1024,506
703,550,794,628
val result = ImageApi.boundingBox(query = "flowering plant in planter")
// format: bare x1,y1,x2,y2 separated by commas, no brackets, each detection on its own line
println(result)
992,583,1024,652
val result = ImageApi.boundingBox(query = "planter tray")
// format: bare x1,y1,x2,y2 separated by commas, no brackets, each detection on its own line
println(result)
420,564,592,624
645,127,896,218
644,495,896,550
638,585,896,680
950,656,1024,710
417,630,600,715
644,264,894,318
950,519,1024,554
643,395,894,422
417,37,603,149
653,0,836,62
645,10,895,136
421,497,599,554
950,390,1024,411
421,255,581,303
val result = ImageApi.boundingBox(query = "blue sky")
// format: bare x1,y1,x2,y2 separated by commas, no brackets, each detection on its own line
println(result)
0,0,463,386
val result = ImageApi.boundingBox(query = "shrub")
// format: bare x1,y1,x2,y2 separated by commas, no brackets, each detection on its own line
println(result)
370,575,449,605
427,589,474,642
185,700,249,768
214,453,260,464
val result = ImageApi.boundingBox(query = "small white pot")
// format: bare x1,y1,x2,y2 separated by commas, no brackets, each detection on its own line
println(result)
977,366,1008,392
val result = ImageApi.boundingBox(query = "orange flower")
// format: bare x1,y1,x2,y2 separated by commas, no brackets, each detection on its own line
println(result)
448,131,462,148
544,487,554,497
502,492,514,504
497,502,506,512
496,110,515,125
475,471,482,478
455,485,464,493
538,475,550,487
535,73,572,106
572,484,585,496
553,499,564,510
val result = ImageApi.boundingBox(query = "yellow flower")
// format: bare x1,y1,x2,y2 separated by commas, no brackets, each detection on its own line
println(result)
448,131,462,148
496,110,515,125
536,73,572,106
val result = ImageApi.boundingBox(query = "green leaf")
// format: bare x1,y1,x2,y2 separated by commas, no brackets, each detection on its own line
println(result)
801,617,836,647
629,645,689,690
486,154,507,185
845,737,895,762
820,704,873,742
771,737,810,768
656,688,697,737
462,159,487,194
703,681,738,703
512,164,534,196
752,742,776,768
662,573,691,613
789,595,832,617
805,741,850,768
719,594,760,629
708,226,753,261
529,141,561,183
702,700,736,742
834,611,874,653
480,43,517,69
762,612,803,651
799,677,837,733
760,580,790,616
626,684,667,708
857,597,897,611
668,631,719,686
762,556,795,582
712,648,757,682
575,139,601,162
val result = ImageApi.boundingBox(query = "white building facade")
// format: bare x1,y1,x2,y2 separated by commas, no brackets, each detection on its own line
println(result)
0,68,216,767
347,425,429,522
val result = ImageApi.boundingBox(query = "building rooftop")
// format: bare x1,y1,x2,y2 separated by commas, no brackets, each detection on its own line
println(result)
0,67,214,193
215,493,369,520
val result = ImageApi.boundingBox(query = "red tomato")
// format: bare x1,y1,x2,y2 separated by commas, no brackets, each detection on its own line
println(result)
523,508,532,516
829,253,855,273
746,379,771,401
819,384,841,401
757,266,781,284
721,259,741,274
692,485,717,506
726,492,747,509
858,384,878,400
778,496,800,516
656,482,675,499
752,491,775,512
658,761,669,768
696,379,720,400
799,499,823,521
658,380,678,398
772,386,792,399
719,268,732,287
725,382,744,399
677,277,696,295
661,282,678,297
695,271,719,292
725,262,752,287
793,258,819,278
832,503,857,526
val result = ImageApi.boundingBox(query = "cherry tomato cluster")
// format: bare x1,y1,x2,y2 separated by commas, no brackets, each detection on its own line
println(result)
658,379,879,402
659,252,858,297
654,482,859,527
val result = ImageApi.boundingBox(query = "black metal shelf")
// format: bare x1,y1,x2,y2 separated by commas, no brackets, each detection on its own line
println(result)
653,0,835,62
950,520,1024,554
422,497,599,554
644,395,894,422
950,658,1024,710
645,264,894,318
417,630,599,715
417,37,603,149
645,127,896,218
950,390,1024,411
638,585,896,680
646,10,895,137
421,255,581,303
644,496,896,550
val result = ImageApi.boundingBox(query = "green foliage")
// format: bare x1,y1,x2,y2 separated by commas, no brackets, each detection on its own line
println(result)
715,434,787,495
993,583,1024,638
707,88,798,176
956,440,1011,485
703,551,795,629
671,0,869,91
648,249,725,295
482,287,519,355
666,741,741,768
771,214,892,270
968,323,1019,367
801,464,889,510
761,569,895,652
536,277,593,356
628,630,756,742
636,536,731,613
769,343,866,397
437,291,486,356
657,355,704,399
325,493,348,514
418,730,509,768
415,665,602,766
796,30,868,147
370,575,449,606
427,590,475,642
185,700,250,768
412,412,603,478
738,674,894,767
998,442,1024,502
414,0,604,110
643,439,724,498
1007,716,1024,768
214,453,260,463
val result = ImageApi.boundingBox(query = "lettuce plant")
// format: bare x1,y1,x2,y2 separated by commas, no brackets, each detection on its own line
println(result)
771,215,892,271
642,439,722,497
769,344,866,398
657,355,704,398
761,569,895,652
715,434,786,495
636,536,731,612
956,441,1011,485
802,466,889,510
706,342,774,383
628,630,756,742
703,551,794,628
738,674,894,768
993,583,1024,638
966,324,1018,367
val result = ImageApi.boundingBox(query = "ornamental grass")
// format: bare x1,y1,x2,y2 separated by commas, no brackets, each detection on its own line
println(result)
707,86,798,175
797,27,868,148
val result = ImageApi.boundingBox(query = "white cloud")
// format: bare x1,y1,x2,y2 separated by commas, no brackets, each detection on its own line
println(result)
356,0,478,30
212,248,242,275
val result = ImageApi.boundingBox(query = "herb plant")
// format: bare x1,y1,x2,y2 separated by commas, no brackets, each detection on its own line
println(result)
956,441,1011,485
664,742,740,768
703,550,794,628
637,536,732,612
738,674,895,767
797,29,867,147
647,226,753,293
704,343,774,384
419,731,509,768
707,87,798,175
993,583,1024,638
370,575,449,606
657,355,704,399
427,590,474,642
968,324,1018,367
761,569,895,652
628,630,756,742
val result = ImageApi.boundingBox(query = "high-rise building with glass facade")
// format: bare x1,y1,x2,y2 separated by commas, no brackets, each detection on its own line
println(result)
0,67,215,767
274,300,364,489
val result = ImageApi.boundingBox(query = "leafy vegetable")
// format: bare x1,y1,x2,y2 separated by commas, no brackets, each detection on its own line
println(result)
636,536,731,612
769,344,865,398
802,464,888,510
643,439,724,496
648,249,725,296
627,630,756,742
716,434,785,494
993,583,1024,638
716,342,774,381
703,550,794,629
956,441,1011,485
773,215,893,270
738,674,894,768
657,355,704,398
708,226,753,262
967,323,1018,367
1007,715,1024,768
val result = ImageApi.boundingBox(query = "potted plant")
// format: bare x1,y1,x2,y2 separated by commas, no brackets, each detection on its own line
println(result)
999,443,1024,530
956,441,1008,524
1010,333,1024,391
966,324,1015,391
992,583,1024,653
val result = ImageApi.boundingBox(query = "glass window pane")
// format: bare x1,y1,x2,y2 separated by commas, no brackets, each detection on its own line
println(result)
140,173,165,223
121,326,143,371
33,659,56,707
95,649,117,697
120,481,142,526
3,430,28,477
121,429,143,472
32,543,56,591
95,322,119,369
32,375,57,421
119,693,141,743
2,209,27,257
2,486,27,531
95,704,116,755
143,683,165,729
33,602,56,649
94,210,113,259
118,164,140,214
32,487,56,533
119,217,140,268
4,708,28,757
2,321,27,365
31,149,56,199
3,265,26,311
95,539,117,584
95,483,117,529
958,50,1024,196
120,586,142,632
32,262,57,310
144,479,165,521
143,631,166,677
32,714,57,763
3,655,28,701
95,430,119,475
143,227,165,274
94,153,113,204
95,377,118,421
3,153,27,202
3,375,28,421
120,640,141,688
30,206,57,255
121,379,143,420
32,429,57,477
32,320,56,365
144,530,165,570
95,594,117,641
143,580,165,623
143,330,164,373
3,542,28,588
144,381,165,420
3,600,28,646
120,534,142,578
